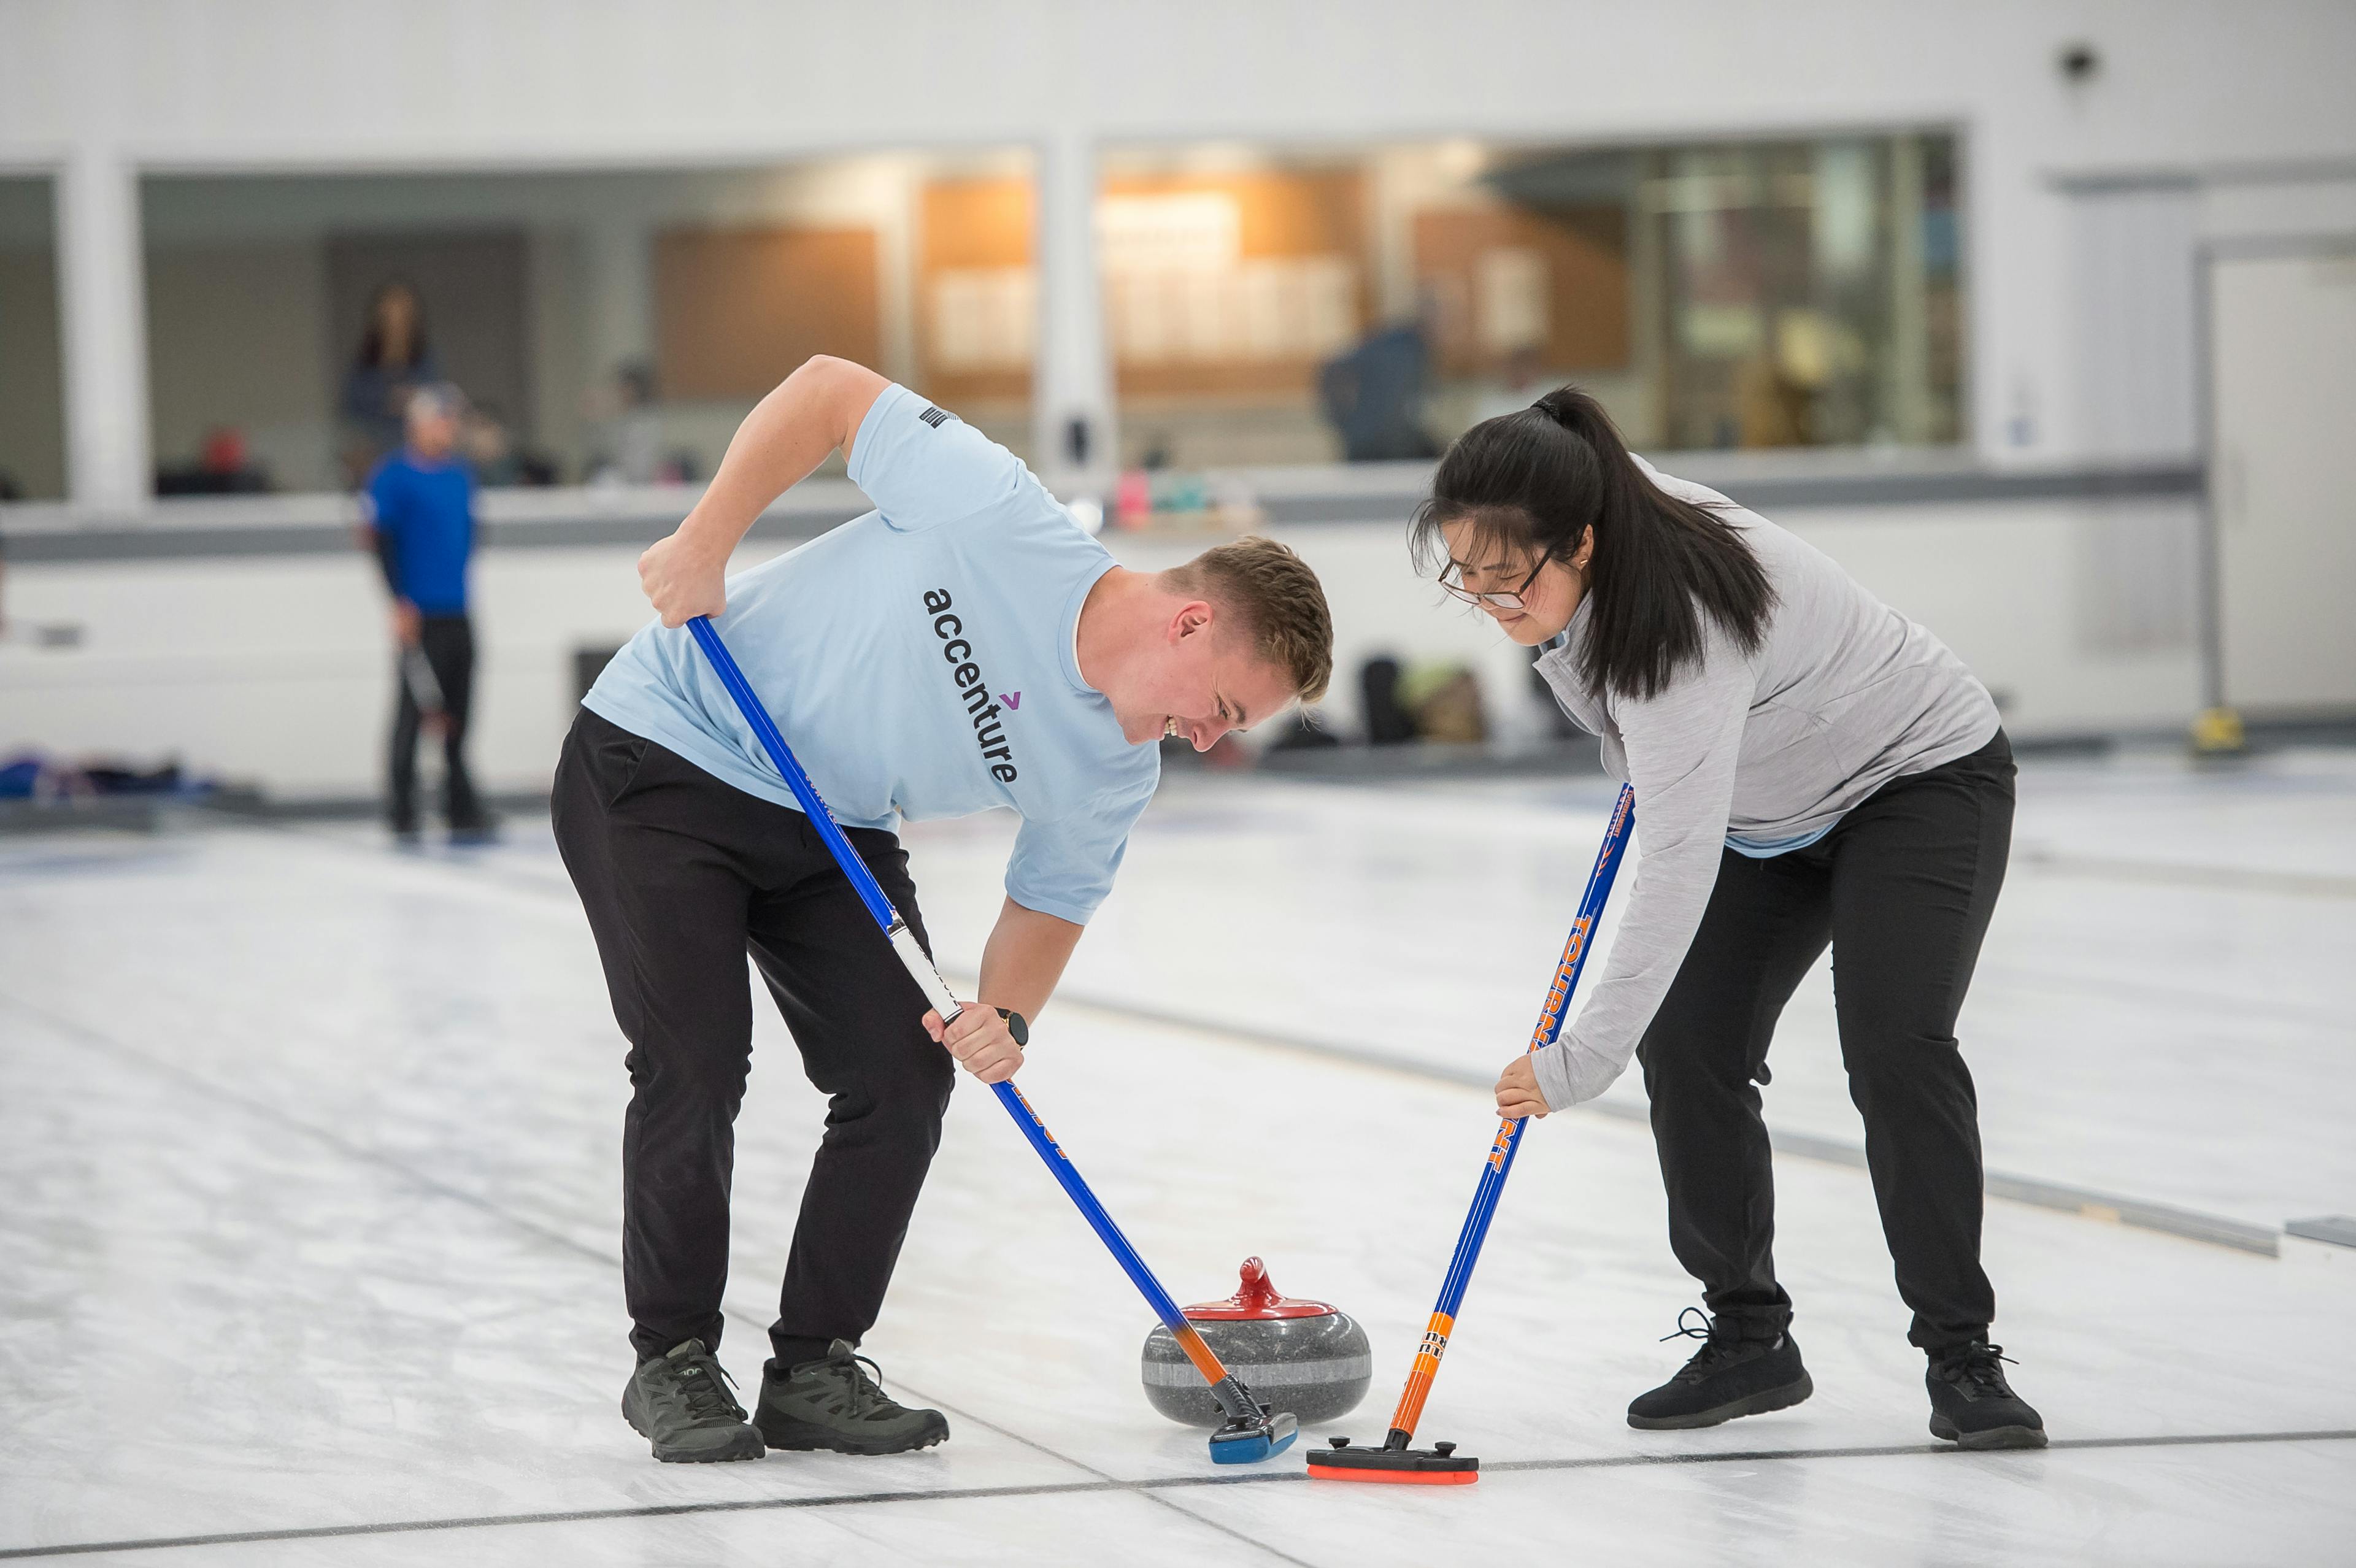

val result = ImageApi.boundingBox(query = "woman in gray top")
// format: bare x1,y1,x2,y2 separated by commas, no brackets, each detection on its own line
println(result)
1417,388,2045,1451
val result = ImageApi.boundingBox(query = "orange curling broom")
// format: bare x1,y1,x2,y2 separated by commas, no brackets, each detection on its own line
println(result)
1308,783,1634,1484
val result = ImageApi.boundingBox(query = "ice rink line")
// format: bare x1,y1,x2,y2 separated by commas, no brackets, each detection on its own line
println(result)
2012,847,2356,901
1012,986,2289,1257
218,814,2296,1258
7,1430,2351,1562
0,929,2317,1564
12,810,2301,1262
0,990,1314,1568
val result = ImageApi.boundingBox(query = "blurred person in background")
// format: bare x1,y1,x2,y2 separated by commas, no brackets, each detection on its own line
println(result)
341,280,441,485
1423,386,2043,1453
1318,310,1441,463
460,399,560,488
461,401,522,487
585,361,666,486
363,384,493,844
155,426,272,496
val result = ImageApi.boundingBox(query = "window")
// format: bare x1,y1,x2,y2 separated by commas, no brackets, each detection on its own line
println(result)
1101,133,1962,473
139,153,1036,495
0,175,65,502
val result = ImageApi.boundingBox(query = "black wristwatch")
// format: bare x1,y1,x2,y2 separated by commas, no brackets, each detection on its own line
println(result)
994,1006,1030,1046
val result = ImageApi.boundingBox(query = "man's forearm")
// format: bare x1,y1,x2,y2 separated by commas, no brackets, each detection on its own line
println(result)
674,356,888,560
974,896,1084,1023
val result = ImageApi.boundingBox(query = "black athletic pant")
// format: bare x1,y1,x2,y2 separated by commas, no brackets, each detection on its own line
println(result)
388,613,485,831
551,708,954,1369
1636,729,2014,1355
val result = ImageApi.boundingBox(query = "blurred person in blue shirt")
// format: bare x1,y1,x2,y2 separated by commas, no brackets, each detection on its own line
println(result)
364,385,491,841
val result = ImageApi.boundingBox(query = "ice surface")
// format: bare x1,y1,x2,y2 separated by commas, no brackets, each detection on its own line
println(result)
2,747,2352,1564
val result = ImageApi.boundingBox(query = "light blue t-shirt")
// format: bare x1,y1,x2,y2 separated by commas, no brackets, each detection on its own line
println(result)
1724,823,1836,858
583,385,1160,925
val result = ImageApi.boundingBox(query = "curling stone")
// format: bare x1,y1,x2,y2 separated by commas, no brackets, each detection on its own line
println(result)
1141,1258,1371,1428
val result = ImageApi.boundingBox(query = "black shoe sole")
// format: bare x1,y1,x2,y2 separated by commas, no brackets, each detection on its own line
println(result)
624,1405,766,1463
756,1413,950,1456
1930,1415,2049,1450
1628,1372,1814,1431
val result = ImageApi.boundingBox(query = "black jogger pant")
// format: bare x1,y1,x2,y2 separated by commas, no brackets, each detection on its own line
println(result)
551,708,955,1368
388,613,485,831
1635,729,2015,1355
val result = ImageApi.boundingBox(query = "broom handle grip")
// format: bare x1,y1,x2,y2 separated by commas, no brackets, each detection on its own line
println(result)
1384,783,1635,1447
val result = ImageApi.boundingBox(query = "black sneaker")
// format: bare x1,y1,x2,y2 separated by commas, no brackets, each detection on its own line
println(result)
756,1339,949,1455
1927,1341,2047,1450
622,1339,765,1463
1628,1307,1814,1430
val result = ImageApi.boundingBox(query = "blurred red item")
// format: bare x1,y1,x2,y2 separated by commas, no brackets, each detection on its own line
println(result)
1115,469,1152,529
201,428,249,475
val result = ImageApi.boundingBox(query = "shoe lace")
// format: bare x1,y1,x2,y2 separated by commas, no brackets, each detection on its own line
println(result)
1661,1306,1747,1380
815,1352,895,1419
1934,1342,2019,1400
661,1354,745,1422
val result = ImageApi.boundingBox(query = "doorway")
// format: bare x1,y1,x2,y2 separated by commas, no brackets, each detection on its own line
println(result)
2205,243,2356,718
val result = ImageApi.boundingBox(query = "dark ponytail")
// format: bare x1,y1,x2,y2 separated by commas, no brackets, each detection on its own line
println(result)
1410,386,1774,701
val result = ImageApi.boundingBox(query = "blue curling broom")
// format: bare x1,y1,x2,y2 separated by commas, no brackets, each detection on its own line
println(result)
686,614,1296,1466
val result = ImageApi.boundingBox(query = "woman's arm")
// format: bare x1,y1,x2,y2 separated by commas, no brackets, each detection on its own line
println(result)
1523,636,1752,1113
637,356,891,627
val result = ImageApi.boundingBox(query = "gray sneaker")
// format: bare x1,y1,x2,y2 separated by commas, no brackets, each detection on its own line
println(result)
755,1340,949,1455
622,1339,765,1463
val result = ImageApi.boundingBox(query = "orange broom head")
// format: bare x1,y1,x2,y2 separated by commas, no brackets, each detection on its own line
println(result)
1304,1438,1478,1484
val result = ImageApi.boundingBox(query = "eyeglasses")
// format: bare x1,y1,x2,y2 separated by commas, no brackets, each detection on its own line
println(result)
1439,558,1547,611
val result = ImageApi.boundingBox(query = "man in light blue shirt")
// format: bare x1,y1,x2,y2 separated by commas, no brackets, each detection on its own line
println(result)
553,355,1333,1467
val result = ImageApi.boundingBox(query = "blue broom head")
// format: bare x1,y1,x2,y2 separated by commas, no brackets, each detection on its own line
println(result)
1207,1409,1298,1464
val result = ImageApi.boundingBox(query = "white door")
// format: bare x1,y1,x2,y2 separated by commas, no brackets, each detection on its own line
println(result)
2209,248,2356,713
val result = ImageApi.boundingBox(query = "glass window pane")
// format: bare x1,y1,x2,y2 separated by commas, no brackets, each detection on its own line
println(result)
1099,150,1372,469
139,153,1035,496
0,175,66,502
1100,131,1963,482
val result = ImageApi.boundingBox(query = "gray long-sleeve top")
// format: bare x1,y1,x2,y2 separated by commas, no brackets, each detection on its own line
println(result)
1528,459,2000,1111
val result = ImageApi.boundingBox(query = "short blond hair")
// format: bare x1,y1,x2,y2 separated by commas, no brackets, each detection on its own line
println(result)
1171,536,1334,704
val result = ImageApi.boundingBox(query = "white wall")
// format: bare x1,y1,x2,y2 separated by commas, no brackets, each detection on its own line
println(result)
8,0,2356,502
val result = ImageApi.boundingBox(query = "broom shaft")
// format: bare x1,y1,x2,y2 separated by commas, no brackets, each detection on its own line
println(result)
1382,785,1636,1446
685,615,1243,1406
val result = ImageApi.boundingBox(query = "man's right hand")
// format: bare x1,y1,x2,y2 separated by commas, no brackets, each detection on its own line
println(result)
391,599,422,647
638,529,730,628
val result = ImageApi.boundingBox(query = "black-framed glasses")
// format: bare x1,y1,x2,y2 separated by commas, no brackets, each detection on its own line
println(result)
1439,558,1547,611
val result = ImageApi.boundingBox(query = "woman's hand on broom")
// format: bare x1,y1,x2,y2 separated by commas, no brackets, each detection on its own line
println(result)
1495,1055,1552,1120
926,1004,1025,1085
